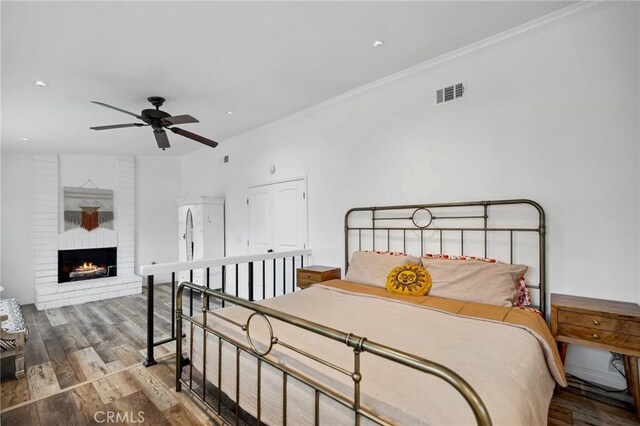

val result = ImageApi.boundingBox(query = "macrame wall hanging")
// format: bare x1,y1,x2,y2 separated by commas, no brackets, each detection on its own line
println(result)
63,180,114,232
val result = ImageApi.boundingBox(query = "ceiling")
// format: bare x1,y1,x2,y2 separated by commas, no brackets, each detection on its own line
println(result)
2,1,573,156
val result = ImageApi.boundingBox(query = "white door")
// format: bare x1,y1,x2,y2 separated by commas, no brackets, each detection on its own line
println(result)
248,178,307,254
247,186,272,255
247,178,307,297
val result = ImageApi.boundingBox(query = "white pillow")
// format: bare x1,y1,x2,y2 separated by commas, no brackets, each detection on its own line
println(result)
345,251,420,288
421,257,527,307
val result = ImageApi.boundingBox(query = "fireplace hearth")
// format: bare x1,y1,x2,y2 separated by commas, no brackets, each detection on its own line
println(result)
58,247,117,283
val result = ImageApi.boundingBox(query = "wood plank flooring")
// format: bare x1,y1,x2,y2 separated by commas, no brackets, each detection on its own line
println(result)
549,376,640,425
0,284,200,409
1,284,639,425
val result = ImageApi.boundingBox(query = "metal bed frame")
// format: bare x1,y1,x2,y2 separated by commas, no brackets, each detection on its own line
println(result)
175,199,546,425
345,199,546,316
176,284,491,425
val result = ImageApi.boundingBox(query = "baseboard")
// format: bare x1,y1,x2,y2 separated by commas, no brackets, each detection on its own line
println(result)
564,363,627,390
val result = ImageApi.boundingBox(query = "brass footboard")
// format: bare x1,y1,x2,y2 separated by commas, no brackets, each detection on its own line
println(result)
176,281,492,426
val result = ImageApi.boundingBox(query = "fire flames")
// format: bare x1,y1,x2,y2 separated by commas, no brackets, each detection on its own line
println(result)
75,262,98,272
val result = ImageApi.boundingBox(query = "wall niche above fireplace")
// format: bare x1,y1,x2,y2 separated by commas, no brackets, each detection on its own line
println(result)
58,247,117,283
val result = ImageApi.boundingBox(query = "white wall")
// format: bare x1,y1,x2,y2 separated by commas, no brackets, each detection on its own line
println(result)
0,154,182,302
135,156,182,283
181,3,640,387
1,154,35,304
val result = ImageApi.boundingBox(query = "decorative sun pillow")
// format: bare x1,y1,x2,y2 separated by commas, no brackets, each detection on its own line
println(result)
385,264,432,296
345,251,420,288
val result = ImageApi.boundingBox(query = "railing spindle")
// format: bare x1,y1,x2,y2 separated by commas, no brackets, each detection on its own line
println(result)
291,256,295,292
262,260,266,300
235,264,239,297
282,257,286,295
189,269,194,316
273,259,277,298
248,261,255,302
171,272,176,340
143,274,157,367
221,265,226,308
206,267,210,310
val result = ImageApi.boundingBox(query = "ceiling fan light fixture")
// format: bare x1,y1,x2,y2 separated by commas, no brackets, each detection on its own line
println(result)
372,40,384,48
90,97,219,150
33,80,49,88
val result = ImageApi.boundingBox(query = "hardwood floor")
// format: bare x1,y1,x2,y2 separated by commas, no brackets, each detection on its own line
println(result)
550,376,639,425
1,355,224,426
1,284,639,425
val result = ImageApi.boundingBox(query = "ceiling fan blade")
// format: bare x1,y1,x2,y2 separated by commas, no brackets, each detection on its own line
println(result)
90,123,147,131
154,130,171,150
170,127,218,148
91,101,141,119
162,114,199,126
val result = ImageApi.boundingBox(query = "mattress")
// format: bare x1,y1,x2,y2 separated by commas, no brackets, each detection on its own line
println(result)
185,280,564,425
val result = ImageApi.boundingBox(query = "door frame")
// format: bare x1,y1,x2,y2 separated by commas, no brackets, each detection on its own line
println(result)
248,175,308,190
247,175,308,254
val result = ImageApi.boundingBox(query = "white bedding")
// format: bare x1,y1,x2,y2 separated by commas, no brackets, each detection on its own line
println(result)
186,285,556,425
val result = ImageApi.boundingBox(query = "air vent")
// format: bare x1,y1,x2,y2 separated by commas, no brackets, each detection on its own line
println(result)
436,82,465,105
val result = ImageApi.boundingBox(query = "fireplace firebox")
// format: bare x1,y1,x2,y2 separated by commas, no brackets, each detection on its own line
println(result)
58,247,117,283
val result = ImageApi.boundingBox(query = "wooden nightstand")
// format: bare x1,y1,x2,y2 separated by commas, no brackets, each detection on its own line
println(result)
296,265,341,289
551,293,640,417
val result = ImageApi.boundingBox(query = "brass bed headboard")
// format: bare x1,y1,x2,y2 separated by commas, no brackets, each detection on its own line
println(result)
344,199,547,316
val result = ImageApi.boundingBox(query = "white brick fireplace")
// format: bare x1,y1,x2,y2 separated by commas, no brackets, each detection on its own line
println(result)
33,154,142,310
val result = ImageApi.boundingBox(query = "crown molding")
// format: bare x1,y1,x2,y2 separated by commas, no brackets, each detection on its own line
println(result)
217,1,615,146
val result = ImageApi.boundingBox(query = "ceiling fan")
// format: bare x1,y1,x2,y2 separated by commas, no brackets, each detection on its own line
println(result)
90,96,218,150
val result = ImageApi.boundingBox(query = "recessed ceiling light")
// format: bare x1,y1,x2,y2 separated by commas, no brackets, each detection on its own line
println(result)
372,40,384,48
33,80,49,88
226,110,234,115
19,137,31,141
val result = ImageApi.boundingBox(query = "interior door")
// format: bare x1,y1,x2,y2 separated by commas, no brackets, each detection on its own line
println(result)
247,186,272,255
248,178,307,254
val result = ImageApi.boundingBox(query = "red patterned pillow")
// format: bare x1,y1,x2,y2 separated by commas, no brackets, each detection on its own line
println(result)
517,306,543,317
365,250,410,256
422,253,533,307
514,277,532,307
422,253,498,263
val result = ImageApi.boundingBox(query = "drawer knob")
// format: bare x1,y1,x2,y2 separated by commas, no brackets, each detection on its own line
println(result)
592,320,600,326
592,333,600,339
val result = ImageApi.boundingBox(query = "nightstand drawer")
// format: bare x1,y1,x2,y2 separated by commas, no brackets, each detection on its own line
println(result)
298,271,322,281
558,311,640,336
557,323,640,351
297,278,316,288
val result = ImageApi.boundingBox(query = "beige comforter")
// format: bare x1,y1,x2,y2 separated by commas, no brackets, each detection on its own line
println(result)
187,281,565,425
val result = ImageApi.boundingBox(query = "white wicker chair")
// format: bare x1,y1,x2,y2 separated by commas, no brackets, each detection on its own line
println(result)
0,299,27,378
